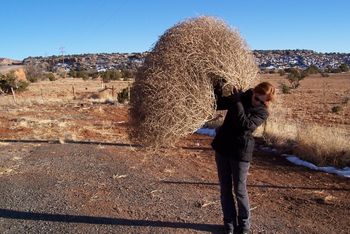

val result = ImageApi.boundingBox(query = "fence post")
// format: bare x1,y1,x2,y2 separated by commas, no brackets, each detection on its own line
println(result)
40,88,44,101
112,85,115,98
11,87,17,104
128,84,130,102
72,85,76,99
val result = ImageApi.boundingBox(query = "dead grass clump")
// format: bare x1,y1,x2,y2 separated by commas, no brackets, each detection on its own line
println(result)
13,68,27,81
263,121,350,167
262,120,298,147
129,16,258,146
294,125,350,167
89,88,113,100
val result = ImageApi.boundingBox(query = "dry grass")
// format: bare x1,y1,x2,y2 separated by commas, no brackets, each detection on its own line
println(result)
295,124,350,167
262,92,350,167
263,120,350,167
0,78,131,107
130,16,258,147
0,79,130,144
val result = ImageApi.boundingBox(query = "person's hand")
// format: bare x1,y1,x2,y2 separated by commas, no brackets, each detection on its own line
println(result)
232,91,242,102
214,82,223,97
231,86,238,95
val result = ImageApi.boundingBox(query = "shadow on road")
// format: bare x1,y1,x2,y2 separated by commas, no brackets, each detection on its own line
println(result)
0,208,222,233
162,180,350,191
248,184,350,191
0,139,142,148
0,139,213,151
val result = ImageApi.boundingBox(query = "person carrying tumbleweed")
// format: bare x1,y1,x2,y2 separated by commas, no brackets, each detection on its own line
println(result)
128,16,269,232
211,82,275,234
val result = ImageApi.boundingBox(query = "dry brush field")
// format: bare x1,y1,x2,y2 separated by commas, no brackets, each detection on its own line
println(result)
0,79,131,143
260,73,350,167
0,73,349,167
263,73,350,129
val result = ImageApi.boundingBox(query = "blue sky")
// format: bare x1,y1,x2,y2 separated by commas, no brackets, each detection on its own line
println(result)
1,0,350,60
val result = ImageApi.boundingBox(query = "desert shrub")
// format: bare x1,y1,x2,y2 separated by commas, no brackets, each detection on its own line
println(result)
0,72,29,93
68,68,91,80
45,72,56,81
339,63,349,72
111,70,122,80
321,72,330,77
331,105,343,113
287,75,301,89
341,96,350,105
101,73,111,83
117,88,129,103
56,68,67,78
279,83,291,94
332,68,342,73
324,65,333,73
91,72,99,79
305,65,319,75
278,69,286,76
121,69,134,79
285,68,307,89
17,80,29,92
76,70,88,79
25,63,44,82
284,68,293,73
68,70,77,77
130,16,258,146
325,64,348,73
101,70,122,83
81,72,89,80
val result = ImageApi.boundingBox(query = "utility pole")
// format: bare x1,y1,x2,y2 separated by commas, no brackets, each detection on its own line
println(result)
59,47,66,78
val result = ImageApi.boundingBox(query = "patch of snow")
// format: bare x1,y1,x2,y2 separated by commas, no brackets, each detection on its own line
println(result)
196,128,216,137
282,154,350,178
258,145,279,154
259,146,274,152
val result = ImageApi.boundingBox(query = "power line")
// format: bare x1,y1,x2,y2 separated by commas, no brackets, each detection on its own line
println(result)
59,46,66,78
59,46,65,65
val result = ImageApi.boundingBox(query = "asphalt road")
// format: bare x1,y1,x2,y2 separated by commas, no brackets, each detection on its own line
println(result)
1,141,349,234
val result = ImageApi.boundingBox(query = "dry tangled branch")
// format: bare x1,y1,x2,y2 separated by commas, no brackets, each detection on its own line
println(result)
129,16,259,147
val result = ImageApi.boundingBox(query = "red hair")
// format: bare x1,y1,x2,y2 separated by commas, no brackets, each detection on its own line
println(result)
253,82,275,102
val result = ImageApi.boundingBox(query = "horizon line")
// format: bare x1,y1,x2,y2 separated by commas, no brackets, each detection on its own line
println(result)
2,48,350,61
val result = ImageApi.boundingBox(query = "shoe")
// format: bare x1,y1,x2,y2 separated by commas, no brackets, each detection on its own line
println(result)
234,227,250,234
238,229,250,234
224,222,234,234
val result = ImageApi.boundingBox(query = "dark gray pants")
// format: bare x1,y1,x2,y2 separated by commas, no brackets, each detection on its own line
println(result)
215,152,250,231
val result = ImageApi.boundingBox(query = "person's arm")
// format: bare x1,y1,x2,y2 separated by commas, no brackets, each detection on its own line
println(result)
214,83,239,110
216,94,235,110
233,98,269,131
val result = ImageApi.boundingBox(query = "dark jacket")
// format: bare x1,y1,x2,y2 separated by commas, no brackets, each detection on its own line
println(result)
211,89,268,162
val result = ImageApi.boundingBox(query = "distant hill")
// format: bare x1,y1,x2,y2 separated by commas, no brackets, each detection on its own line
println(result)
22,50,350,72
0,58,22,66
